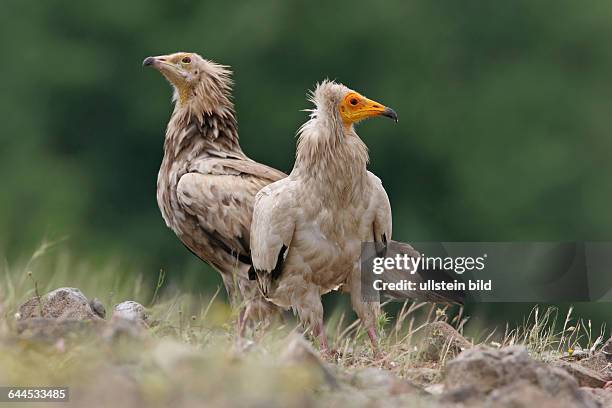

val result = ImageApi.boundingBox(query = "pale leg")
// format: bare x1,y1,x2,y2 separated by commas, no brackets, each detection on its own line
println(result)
292,284,329,354
349,264,382,356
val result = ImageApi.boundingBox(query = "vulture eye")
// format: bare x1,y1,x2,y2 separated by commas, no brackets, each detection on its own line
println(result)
349,98,358,106
182,56,192,64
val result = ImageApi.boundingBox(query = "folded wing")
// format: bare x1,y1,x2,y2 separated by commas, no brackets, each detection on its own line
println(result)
250,181,296,294
177,158,286,266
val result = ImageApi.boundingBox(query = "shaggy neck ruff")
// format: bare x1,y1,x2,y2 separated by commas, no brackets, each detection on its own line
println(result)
162,67,245,163
293,109,369,199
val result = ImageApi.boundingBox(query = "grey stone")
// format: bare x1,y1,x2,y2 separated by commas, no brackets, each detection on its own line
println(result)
280,334,338,389
578,337,612,381
552,360,608,388
89,298,106,319
18,287,100,321
15,317,103,341
418,321,472,362
442,346,599,408
404,367,440,386
112,301,148,324
349,367,427,397
486,381,579,408
581,387,612,407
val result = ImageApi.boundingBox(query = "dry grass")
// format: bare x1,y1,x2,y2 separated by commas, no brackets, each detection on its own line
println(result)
0,244,608,407
488,306,608,361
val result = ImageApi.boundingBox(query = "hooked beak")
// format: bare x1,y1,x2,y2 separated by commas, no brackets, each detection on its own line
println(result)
143,55,173,70
142,54,187,89
142,55,181,73
348,97,398,124
381,107,398,123
142,56,157,67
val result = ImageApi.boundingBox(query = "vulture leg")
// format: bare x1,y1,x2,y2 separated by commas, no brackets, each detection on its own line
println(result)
349,263,382,356
236,278,279,336
292,283,328,353
367,327,380,351
220,272,239,309
219,272,247,337
313,323,329,352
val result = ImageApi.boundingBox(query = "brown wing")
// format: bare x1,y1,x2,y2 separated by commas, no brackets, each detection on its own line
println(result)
177,158,287,263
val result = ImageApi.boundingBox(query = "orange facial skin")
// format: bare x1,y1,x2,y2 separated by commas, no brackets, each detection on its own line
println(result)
338,92,398,125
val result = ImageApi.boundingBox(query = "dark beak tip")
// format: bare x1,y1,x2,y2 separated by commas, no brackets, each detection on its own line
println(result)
142,56,155,67
382,107,398,123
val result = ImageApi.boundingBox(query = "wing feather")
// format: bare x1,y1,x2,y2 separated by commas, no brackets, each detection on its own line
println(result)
368,172,392,243
176,158,287,263
250,181,295,274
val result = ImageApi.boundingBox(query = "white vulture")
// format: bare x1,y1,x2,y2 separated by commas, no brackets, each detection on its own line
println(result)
143,52,286,325
250,81,462,354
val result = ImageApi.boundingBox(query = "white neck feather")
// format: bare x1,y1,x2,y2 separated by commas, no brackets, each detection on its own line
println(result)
293,113,369,198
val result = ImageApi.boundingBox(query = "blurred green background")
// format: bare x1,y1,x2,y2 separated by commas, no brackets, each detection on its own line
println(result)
2,0,612,326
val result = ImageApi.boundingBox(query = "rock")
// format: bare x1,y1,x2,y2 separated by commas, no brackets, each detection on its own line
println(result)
89,298,106,319
16,317,103,341
350,367,397,389
317,390,371,407
581,387,612,407
103,301,149,341
578,337,612,380
403,367,440,386
439,384,481,404
442,346,599,407
17,288,101,321
486,381,579,408
349,368,426,397
418,321,471,362
579,353,611,378
102,315,147,342
112,301,148,325
280,334,338,389
424,383,444,395
603,337,612,355
552,360,607,388
388,379,426,397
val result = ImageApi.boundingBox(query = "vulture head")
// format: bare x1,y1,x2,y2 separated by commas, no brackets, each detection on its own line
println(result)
295,81,398,176
143,52,232,109
310,80,398,129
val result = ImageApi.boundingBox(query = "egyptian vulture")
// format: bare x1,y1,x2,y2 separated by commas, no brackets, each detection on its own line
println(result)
250,81,462,354
143,52,286,324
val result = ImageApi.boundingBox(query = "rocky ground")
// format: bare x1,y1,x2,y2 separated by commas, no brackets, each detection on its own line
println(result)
0,287,611,407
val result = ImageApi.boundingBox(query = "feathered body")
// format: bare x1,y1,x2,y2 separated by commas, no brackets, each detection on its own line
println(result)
146,52,285,321
251,81,393,349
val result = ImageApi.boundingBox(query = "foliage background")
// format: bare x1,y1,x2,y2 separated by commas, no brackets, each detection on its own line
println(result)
2,0,612,325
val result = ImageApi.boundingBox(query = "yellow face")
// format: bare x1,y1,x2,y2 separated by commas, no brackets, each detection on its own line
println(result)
143,52,199,102
338,92,398,125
